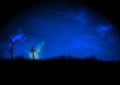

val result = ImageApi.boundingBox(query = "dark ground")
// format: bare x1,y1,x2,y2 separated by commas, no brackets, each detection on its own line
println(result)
0,56,120,74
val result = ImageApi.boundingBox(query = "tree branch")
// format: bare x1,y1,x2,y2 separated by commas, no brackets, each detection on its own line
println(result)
13,27,26,45
14,34,26,44
6,33,13,44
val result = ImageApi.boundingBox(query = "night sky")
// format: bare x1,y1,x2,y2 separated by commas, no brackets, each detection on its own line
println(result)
0,0,120,61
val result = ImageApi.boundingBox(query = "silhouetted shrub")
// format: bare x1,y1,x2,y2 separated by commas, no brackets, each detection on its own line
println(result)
14,56,24,60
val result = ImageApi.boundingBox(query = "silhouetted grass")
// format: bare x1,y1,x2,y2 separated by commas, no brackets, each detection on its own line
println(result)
0,56,120,64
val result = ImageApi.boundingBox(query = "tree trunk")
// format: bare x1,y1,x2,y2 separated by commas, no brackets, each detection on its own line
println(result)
10,46,14,60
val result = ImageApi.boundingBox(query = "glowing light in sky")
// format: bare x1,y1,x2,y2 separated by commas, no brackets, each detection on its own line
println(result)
96,24,113,38
11,28,26,43
97,25,112,32
12,34,24,42
29,40,44,60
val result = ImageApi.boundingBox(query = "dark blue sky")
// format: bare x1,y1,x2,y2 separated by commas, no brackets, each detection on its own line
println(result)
0,0,120,61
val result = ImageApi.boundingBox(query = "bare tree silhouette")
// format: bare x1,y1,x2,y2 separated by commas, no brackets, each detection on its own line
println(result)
6,28,26,60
